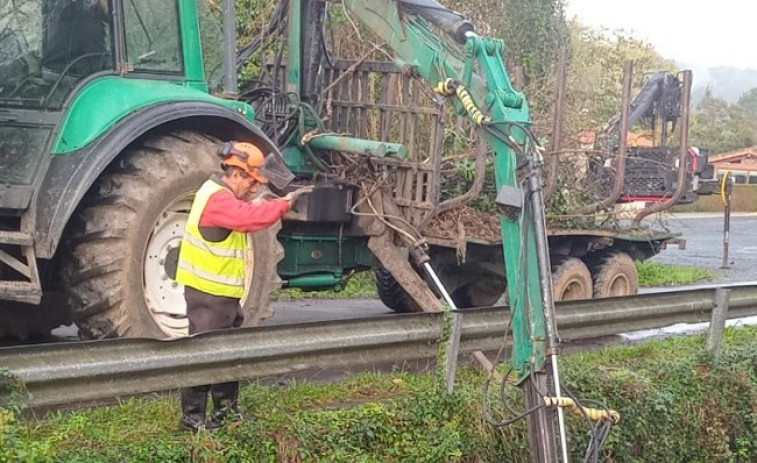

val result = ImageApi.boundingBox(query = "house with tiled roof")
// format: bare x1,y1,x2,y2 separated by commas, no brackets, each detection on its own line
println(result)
708,147,757,184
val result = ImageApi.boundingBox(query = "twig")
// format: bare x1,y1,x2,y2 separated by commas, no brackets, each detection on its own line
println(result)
320,44,383,96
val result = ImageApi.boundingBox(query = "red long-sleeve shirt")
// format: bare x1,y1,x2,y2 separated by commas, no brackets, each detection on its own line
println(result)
199,187,290,233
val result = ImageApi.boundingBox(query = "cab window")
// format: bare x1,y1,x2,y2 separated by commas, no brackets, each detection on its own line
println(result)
123,0,183,73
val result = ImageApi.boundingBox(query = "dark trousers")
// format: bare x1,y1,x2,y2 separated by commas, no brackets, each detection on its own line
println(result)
180,286,244,427
184,285,244,334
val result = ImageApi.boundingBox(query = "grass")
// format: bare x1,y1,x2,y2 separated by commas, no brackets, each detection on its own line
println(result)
4,326,757,462
636,261,714,287
272,271,378,301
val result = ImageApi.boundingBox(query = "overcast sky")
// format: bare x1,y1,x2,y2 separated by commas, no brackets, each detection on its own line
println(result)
564,0,757,70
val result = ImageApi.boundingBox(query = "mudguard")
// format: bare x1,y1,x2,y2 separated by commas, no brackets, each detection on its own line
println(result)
34,100,279,259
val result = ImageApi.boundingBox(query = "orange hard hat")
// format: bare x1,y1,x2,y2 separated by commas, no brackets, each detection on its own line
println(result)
219,141,268,184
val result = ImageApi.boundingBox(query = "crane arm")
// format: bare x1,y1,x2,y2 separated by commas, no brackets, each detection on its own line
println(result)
604,71,682,145
342,0,547,383
336,4,574,460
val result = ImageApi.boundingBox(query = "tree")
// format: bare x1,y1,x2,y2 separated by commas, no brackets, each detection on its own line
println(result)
442,0,569,119
736,87,757,117
565,21,675,135
690,89,757,154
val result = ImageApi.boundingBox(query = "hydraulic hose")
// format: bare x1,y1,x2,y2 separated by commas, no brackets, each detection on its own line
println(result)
399,0,474,44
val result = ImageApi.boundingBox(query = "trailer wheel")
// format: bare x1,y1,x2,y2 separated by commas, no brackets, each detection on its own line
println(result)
450,274,506,308
61,131,283,339
591,252,638,298
376,264,505,312
374,267,423,313
551,257,593,301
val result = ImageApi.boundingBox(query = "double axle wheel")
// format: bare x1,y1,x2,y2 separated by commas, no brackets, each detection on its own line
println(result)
377,249,639,314
551,252,639,302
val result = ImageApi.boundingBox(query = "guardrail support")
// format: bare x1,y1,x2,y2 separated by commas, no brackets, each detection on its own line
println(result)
707,288,730,358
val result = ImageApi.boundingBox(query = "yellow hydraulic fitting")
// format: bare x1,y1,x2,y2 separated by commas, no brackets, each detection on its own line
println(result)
434,79,489,126
455,85,489,125
544,397,621,423
433,78,457,96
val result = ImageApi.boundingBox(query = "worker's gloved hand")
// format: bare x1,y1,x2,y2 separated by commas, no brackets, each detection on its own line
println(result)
249,186,314,209
283,186,315,206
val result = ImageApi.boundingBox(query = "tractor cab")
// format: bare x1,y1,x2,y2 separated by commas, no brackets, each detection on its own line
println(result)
0,0,116,110
0,1,239,316
0,1,197,213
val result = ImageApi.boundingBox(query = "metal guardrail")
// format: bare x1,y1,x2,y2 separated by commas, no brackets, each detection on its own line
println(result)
1,285,756,407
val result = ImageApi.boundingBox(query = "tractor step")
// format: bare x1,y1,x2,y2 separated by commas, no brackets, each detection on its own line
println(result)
0,231,42,305
0,281,42,305
0,230,34,246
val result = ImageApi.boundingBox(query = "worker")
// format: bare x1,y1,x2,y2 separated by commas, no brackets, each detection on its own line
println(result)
175,141,306,433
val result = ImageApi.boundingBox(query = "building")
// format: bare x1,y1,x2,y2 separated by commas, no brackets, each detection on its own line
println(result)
708,147,757,185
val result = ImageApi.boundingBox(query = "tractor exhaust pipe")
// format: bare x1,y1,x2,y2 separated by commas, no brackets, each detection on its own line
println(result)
223,0,238,95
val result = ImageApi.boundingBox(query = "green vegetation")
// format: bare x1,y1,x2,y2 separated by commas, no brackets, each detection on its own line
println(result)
3,327,757,462
0,369,26,411
272,271,378,300
672,185,757,213
691,89,757,154
637,261,714,287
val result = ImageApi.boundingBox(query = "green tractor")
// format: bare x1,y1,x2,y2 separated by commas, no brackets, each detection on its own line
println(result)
0,0,300,338
0,0,528,339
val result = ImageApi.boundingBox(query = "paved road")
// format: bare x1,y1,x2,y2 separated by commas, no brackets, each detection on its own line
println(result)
649,213,756,284
266,298,391,325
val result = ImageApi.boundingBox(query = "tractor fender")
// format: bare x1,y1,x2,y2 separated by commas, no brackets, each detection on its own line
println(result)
34,100,279,259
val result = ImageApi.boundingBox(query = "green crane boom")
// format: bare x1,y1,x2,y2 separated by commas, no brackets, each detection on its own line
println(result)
333,0,563,460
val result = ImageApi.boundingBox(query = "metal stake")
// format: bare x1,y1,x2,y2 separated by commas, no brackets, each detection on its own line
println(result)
528,164,569,463
222,0,238,95
721,174,733,269
421,262,462,393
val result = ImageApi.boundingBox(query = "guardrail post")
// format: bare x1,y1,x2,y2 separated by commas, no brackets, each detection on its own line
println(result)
444,311,463,393
706,288,730,358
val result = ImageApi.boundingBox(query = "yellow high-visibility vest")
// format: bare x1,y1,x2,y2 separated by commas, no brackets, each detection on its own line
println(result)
175,179,247,298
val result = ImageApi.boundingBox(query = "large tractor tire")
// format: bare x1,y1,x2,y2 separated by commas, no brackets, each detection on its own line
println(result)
61,131,283,339
551,257,593,301
590,252,638,298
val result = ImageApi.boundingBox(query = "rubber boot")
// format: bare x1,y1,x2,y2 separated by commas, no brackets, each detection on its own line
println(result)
209,381,255,428
180,385,218,432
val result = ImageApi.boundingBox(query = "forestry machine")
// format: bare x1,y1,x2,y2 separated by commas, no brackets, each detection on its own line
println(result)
600,69,717,205
0,1,620,459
